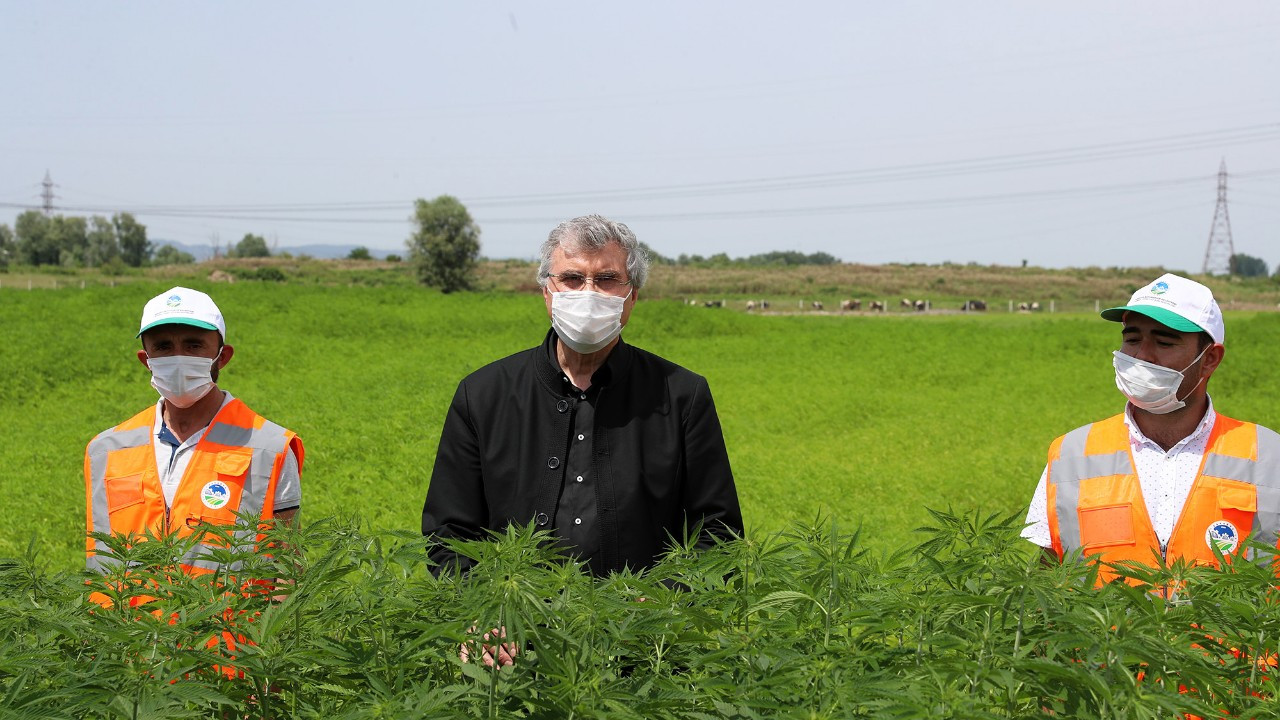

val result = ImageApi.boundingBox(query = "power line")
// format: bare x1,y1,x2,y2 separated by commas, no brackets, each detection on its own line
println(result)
0,171,1249,225
9,123,1277,218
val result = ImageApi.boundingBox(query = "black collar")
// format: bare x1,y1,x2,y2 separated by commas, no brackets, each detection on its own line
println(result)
535,328,631,394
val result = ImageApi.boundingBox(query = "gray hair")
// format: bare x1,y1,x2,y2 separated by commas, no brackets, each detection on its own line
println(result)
536,214,649,290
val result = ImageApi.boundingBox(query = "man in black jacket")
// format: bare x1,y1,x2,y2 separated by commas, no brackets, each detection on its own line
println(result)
422,214,743,577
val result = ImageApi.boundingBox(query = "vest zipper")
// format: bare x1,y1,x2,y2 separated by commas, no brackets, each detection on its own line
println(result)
1159,542,1169,600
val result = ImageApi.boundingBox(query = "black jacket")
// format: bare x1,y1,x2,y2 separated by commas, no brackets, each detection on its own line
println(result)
422,330,743,575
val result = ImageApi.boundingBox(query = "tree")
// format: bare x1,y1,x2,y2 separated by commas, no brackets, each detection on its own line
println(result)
14,210,57,265
114,213,151,267
406,195,480,292
347,246,372,260
1229,253,1268,278
85,216,120,268
232,233,270,258
0,224,13,269
53,216,89,267
638,241,671,265
153,244,196,266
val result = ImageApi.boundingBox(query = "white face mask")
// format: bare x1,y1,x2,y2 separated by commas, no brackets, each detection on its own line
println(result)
1112,344,1210,415
148,354,217,408
550,289,630,354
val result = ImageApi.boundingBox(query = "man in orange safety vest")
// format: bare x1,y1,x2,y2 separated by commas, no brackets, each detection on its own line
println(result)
1022,273,1280,582
84,286,304,592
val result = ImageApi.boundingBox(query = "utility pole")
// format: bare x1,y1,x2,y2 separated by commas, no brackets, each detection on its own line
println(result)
40,170,59,216
1201,160,1235,275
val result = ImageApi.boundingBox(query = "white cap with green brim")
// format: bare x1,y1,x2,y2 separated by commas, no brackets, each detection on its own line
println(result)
1100,273,1224,344
137,286,226,341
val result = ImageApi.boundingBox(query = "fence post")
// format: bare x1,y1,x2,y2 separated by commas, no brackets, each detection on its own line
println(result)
1050,300,1055,313
1008,300,1013,313
1095,299,1099,313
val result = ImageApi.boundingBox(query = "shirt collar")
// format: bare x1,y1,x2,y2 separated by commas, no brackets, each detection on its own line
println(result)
539,328,628,393
153,391,235,447
1123,395,1217,451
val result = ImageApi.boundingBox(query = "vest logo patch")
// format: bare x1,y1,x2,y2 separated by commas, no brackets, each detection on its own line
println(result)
1205,520,1239,554
201,480,231,509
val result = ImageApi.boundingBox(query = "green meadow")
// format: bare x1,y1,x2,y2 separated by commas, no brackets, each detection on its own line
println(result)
3,283,1278,570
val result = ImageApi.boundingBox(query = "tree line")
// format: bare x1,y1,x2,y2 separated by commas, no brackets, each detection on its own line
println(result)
0,210,155,271
5,198,1273,284
0,210,295,272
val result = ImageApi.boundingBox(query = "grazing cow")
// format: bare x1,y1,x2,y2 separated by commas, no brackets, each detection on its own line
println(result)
962,299,987,311
688,299,699,306
746,300,756,311
760,300,770,310
840,299,861,311
1018,302,1029,312
914,299,926,312
704,300,724,308
1030,301,1041,312
869,300,886,312
811,301,824,311
900,298,913,308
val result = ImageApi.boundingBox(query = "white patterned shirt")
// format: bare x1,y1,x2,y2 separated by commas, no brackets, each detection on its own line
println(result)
152,392,301,511
1022,399,1217,549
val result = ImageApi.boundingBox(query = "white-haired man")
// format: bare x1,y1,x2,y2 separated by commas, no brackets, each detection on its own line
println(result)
423,214,743,578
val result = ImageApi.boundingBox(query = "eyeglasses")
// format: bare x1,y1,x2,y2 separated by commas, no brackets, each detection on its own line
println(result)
546,272,632,295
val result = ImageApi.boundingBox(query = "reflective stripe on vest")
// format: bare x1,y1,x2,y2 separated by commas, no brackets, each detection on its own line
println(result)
1047,413,1280,580
85,399,300,575
1048,422,1132,554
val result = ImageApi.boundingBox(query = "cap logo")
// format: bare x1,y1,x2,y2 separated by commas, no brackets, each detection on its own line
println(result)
1150,281,1169,295
1205,520,1239,554
166,294,182,307
201,480,231,509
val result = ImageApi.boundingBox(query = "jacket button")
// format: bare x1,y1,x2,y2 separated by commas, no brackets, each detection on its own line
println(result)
557,400,569,413
547,457,560,469
536,512,549,526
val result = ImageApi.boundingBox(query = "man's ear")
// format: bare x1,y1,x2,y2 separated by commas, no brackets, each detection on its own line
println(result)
137,349,150,370
216,344,235,369
1201,343,1224,380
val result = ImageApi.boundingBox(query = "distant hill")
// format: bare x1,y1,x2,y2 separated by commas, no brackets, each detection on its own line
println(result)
152,239,397,261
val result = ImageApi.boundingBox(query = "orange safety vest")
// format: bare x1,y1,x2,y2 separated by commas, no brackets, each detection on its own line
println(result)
1046,412,1280,586
84,398,304,581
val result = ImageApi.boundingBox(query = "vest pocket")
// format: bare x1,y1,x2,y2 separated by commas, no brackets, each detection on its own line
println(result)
1217,483,1256,513
193,450,252,528
214,449,252,478
1078,504,1136,549
105,474,145,514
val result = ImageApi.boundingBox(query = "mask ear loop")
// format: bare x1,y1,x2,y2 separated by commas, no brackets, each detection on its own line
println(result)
1172,343,1214,404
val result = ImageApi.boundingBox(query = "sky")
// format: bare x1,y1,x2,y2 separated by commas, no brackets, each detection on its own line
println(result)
2,2,1278,269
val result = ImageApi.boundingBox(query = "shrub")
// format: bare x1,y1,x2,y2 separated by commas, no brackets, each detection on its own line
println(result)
230,266,287,282
4,511,1277,718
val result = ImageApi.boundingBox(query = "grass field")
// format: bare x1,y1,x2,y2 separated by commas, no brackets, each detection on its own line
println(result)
3,282,1279,570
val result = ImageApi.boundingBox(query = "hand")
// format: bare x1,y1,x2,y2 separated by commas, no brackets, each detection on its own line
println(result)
461,624,519,668
270,576,294,603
